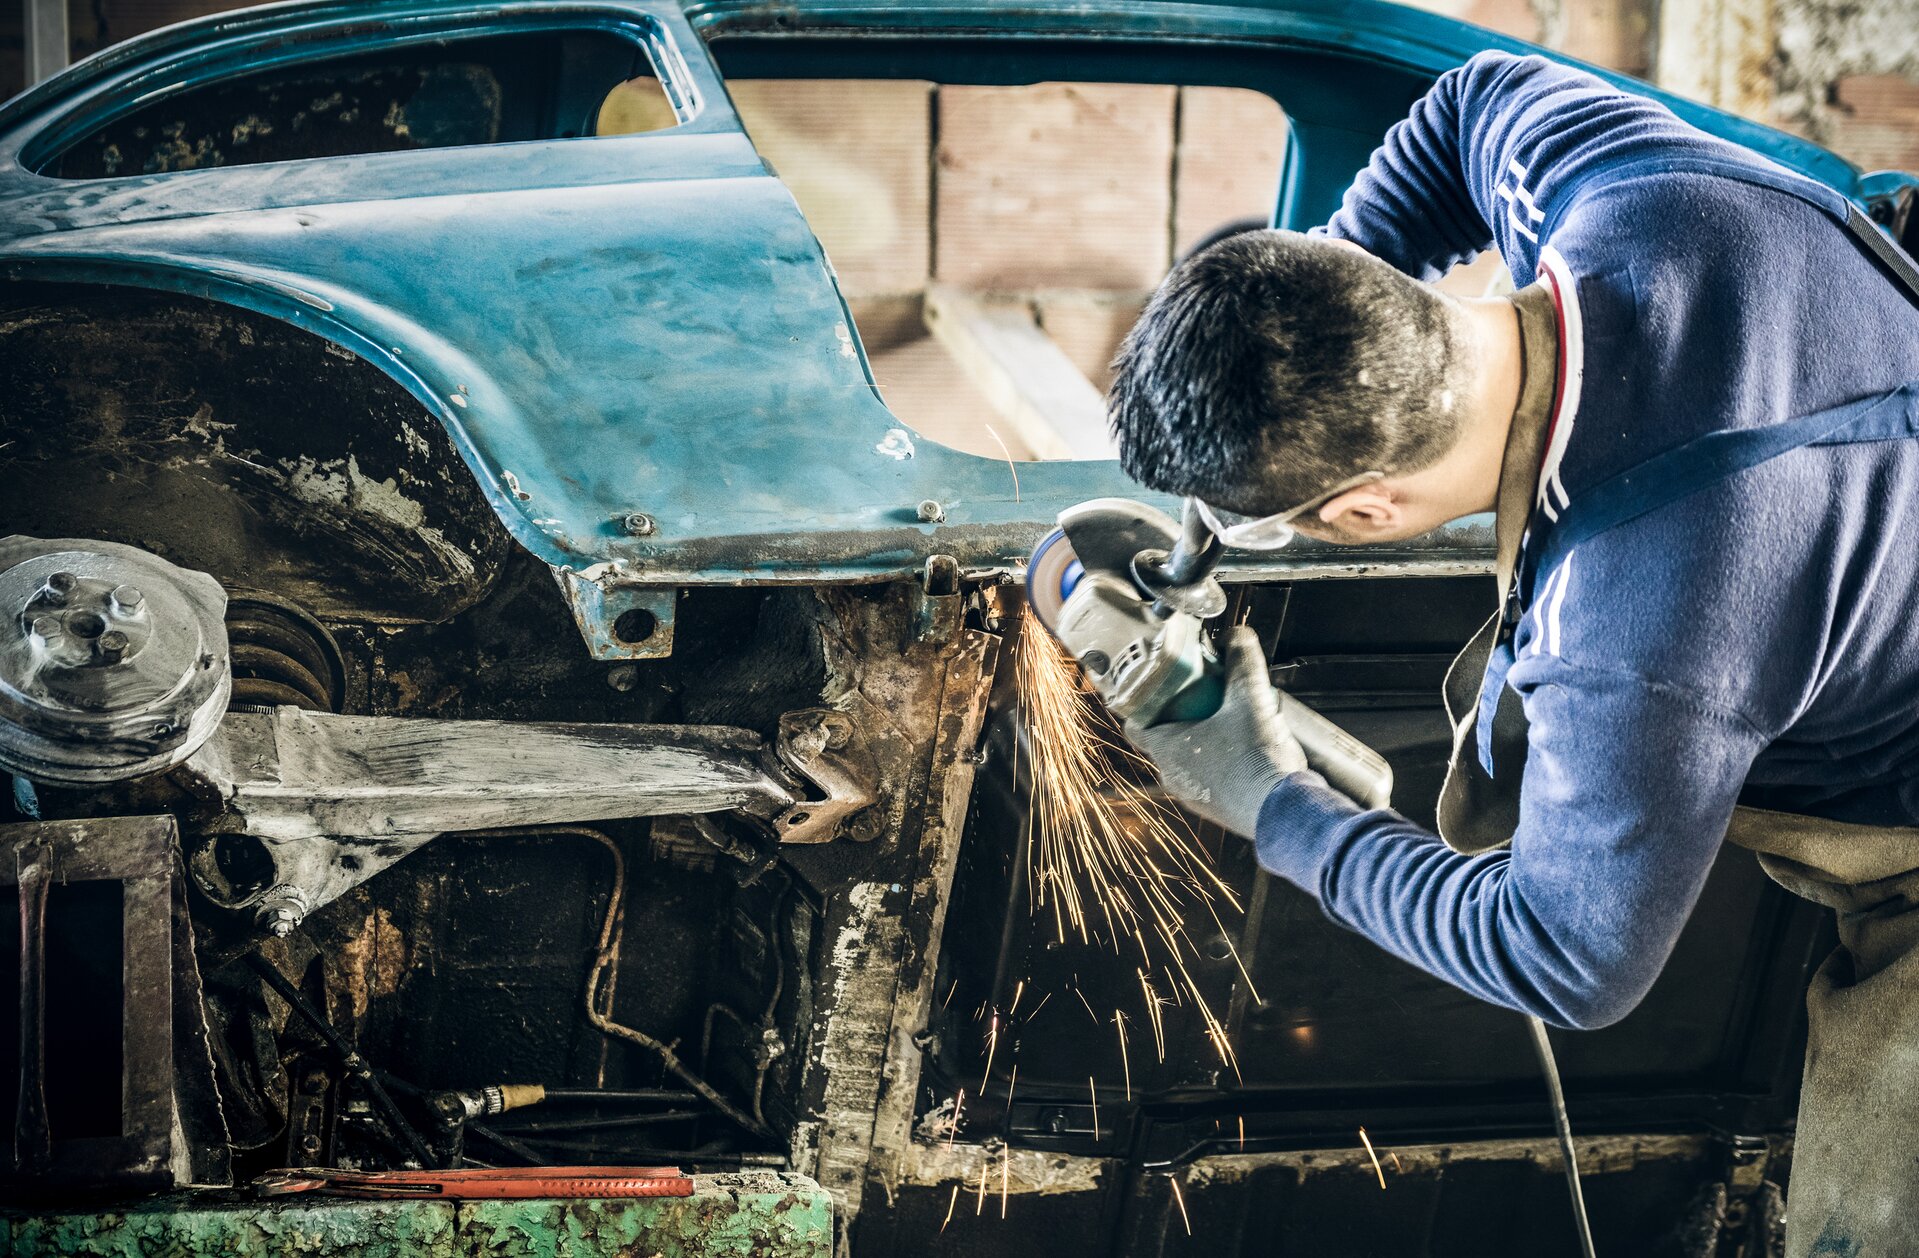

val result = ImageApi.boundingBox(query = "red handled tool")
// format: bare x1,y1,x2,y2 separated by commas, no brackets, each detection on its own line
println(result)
253,1165,695,1200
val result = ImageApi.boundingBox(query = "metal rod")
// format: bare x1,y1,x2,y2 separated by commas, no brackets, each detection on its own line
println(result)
14,842,51,1172
490,1109,707,1135
466,1120,551,1166
1527,1015,1597,1258
538,1088,702,1104
246,951,438,1169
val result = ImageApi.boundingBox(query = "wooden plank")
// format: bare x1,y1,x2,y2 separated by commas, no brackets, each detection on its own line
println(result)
935,82,1175,290
730,79,933,298
922,283,1117,460
1173,86,1288,258
1033,289,1151,394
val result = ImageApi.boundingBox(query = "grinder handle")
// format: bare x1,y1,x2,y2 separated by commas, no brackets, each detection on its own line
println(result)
1278,690,1394,811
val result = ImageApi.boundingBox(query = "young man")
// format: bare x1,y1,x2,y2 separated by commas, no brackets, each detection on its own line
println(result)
1108,50,1919,1257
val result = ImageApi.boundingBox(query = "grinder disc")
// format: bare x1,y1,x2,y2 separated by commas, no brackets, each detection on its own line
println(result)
1025,527,1084,636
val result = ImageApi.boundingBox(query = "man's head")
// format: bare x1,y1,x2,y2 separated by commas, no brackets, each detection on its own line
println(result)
1109,230,1496,543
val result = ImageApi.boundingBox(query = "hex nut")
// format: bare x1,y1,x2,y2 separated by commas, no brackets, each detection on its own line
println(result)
111,584,145,613
605,663,641,692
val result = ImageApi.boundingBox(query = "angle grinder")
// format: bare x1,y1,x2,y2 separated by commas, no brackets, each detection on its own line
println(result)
1026,498,1393,810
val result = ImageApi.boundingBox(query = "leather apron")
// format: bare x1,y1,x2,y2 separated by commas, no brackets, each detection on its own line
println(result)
1432,174,1919,1258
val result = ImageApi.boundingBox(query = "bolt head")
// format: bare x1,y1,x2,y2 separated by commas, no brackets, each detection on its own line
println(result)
261,906,300,937
97,630,130,662
111,585,145,613
916,499,945,523
42,572,76,605
28,615,60,641
605,663,641,692
620,512,657,537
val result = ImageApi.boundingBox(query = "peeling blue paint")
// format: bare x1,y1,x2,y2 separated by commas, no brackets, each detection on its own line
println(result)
0,0,1879,647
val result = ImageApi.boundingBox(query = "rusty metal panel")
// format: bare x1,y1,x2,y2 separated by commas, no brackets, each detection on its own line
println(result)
0,814,227,1196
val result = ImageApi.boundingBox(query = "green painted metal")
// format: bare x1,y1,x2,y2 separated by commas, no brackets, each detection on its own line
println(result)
8,1195,458,1257
4,1172,832,1257
456,1173,833,1257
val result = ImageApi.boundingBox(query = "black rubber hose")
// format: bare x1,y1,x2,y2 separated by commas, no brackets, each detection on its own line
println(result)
1528,1015,1597,1258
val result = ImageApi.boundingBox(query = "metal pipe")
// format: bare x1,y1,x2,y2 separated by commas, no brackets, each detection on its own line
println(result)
459,827,772,1140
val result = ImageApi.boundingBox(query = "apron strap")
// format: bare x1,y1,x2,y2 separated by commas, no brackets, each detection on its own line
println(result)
1533,382,1919,577
1525,154,1919,586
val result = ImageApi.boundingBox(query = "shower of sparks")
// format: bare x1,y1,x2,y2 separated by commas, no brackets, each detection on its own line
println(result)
1009,979,1026,1016
1072,983,1100,1025
941,1185,960,1232
1169,1177,1193,1235
942,979,959,1010
1359,1127,1388,1190
1138,971,1168,1064
1017,609,1239,919
1088,1077,1100,1138
1026,992,1051,1023
1113,1012,1132,1100
1390,1152,1403,1173
1237,1116,1246,1151
1006,1063,1019,1106
981,1012,1001,1090
976,1161,988,1215
947,1089,964,1150
1001,1154,1010,1219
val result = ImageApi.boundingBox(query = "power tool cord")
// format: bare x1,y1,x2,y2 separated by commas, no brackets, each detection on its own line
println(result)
1528,1015,1598,1258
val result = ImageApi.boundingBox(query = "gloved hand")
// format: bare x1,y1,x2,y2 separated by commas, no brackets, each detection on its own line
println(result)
1123,626,1308,837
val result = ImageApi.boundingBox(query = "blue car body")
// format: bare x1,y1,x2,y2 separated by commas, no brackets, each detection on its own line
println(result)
0,0,1907,656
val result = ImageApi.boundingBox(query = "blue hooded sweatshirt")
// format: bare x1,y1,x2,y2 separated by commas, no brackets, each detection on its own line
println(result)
1258,51,1919,1029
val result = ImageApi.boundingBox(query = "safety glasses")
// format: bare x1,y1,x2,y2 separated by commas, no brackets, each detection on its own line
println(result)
1192,470,1386,550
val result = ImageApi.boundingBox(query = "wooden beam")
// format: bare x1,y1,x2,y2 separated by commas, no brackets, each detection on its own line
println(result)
921,284,1118,461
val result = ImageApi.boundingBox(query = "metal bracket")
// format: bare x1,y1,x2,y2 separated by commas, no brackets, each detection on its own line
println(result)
906,554,963,648
554,568,678,661
770,709,877,844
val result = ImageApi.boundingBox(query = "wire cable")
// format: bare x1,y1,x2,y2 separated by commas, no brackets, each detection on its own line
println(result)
1528,1015,1597,1258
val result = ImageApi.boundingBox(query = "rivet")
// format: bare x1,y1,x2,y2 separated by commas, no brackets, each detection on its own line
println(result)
917,500,945,523
620,512,658,537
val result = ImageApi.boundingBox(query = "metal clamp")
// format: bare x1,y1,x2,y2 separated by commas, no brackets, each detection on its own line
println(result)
770,709,876,844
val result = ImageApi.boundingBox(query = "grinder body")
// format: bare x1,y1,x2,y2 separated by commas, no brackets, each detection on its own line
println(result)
1028,499,1393,811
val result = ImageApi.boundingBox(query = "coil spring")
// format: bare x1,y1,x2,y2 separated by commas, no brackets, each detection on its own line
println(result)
224,595,345,712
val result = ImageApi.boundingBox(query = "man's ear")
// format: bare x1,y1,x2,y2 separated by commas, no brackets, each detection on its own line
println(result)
1317,483,1402,537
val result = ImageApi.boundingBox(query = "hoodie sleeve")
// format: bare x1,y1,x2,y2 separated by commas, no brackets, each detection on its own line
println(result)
1254,659,1766,1029
1318,50,1735,286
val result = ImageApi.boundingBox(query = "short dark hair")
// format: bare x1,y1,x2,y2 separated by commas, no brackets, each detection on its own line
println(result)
1108,230,1474,514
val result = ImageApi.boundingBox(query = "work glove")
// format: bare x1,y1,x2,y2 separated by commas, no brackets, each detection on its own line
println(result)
1123,627,1308,838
